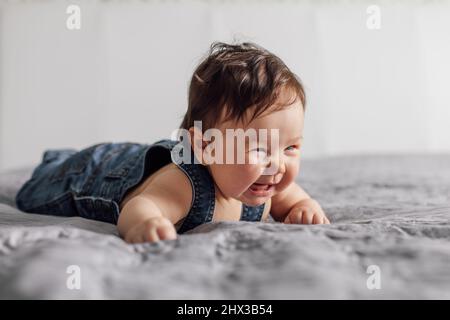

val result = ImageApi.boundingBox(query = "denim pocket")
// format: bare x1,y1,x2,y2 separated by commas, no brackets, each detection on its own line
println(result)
24,191,78,217
105,166,130,179
73,196,119,224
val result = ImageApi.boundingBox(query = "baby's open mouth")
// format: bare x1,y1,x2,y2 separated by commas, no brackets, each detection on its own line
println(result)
249,183,271,191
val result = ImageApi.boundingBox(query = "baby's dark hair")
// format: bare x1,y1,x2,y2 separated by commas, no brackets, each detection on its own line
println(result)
180,42,306,131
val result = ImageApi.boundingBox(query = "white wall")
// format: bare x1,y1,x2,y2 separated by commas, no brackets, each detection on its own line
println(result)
1,0,450,171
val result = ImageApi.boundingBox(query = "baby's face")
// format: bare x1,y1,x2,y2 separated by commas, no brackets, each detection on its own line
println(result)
194,92,304,207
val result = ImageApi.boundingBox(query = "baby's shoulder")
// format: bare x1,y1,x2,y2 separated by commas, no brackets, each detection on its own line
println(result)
143,162,194,221
144,163,192,196
120,162,193,213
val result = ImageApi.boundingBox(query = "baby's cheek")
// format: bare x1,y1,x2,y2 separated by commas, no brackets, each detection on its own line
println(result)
214,164,256,195
290,161,301,177
229,164,259,193
239,163,261,183
276,163,299,192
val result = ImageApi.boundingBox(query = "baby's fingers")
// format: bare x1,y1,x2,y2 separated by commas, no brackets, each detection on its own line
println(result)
301,210,315,224
313,214,323,224
283,214,292,224
125,225,146,244
285,211,303,224
146,217,177,242
156,222,177,241
144,223,160,243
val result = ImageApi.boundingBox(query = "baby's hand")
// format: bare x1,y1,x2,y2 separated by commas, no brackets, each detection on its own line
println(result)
124,216,177,244
283,198,330,225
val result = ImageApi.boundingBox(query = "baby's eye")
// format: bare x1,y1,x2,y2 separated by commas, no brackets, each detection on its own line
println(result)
250,147,268,154
285,145,299,152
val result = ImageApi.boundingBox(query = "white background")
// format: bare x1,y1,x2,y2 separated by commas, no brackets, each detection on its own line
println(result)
1,0,450,171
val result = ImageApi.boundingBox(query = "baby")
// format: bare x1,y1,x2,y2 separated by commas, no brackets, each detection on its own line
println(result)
15,42,329,244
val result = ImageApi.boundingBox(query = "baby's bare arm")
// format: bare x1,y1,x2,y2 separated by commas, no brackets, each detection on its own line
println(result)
270,182,330,224
117,166,193,243
118,196,173,243
270,182,310,222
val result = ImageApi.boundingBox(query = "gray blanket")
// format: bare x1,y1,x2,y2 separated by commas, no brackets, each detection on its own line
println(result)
1,155,449,299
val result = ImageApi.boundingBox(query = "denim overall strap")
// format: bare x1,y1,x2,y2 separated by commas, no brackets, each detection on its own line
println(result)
240,202,265,221
175,146,216,234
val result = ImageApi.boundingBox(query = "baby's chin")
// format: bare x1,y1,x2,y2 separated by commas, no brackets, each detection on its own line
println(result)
237,191,273,207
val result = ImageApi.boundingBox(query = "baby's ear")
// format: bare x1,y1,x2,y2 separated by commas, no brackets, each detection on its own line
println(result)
188,126,208,164
188,126,206,149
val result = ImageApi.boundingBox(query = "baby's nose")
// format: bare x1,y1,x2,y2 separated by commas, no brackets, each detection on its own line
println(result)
262,153,285,176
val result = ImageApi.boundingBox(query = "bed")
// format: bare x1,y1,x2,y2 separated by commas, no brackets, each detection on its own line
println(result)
1,154,449,299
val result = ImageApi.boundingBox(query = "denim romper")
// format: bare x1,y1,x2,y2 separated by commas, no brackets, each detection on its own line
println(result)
15,139,266,234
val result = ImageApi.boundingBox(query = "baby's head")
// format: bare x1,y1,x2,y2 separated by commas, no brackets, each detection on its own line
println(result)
179,42,306,206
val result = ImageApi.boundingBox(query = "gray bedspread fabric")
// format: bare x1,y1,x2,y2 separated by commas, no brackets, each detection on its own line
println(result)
0,154,449,299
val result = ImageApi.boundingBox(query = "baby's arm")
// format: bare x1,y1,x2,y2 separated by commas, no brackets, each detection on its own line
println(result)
117,167,192,243
270,182,330,225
